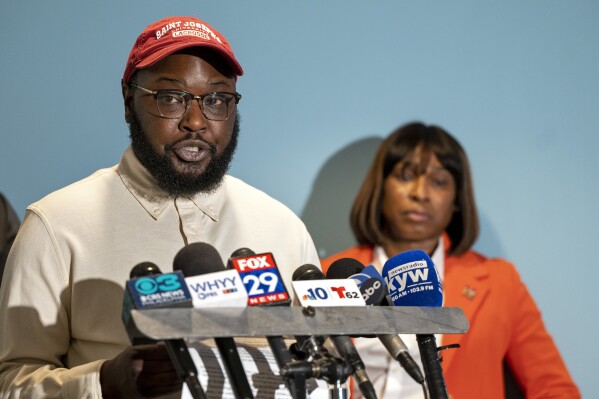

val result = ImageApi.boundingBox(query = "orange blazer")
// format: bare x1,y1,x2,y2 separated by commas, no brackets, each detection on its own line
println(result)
321,244,580,399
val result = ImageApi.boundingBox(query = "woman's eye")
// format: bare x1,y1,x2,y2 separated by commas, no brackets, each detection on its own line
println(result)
429,173,452,188
396,171,414,181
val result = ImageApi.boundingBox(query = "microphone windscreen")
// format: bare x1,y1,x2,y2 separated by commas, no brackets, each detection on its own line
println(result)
227,247,256,269
230,247,256,258
173,242,225,277
292,264,324,281
382,249,443,307
325,258,365,279
129,262,162,278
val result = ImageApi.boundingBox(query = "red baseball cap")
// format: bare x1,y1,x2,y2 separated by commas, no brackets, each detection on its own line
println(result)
122,16,243,83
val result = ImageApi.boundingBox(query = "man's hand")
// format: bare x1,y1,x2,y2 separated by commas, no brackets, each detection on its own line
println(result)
100,344,182,398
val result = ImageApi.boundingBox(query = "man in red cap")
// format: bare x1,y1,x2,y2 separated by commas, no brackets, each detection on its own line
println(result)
0,16,321,398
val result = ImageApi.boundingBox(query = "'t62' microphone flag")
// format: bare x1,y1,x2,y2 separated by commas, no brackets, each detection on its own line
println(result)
230,252,290,305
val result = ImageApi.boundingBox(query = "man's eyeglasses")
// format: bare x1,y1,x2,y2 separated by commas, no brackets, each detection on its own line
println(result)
129,83,241,121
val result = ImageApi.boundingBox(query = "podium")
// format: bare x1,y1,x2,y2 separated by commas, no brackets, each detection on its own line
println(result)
130,306,468,339
130,306,469,399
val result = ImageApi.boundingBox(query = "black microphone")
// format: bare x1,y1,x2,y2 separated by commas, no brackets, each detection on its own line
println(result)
292,264,377,399
292,263,326,282
326,258,386,306
123,262,206,399
129,261,162,278
290,264,333,360
226,247,256,270
228,248,306,399
326,258,425,385
174,243,254,399
382,250,448,399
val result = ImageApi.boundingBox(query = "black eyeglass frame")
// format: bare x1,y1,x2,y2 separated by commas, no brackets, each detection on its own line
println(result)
128,83,242,121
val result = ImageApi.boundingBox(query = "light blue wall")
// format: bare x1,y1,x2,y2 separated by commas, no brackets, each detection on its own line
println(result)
1,1,597,396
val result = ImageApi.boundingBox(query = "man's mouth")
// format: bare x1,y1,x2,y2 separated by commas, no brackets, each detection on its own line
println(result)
169,137,215,163
173,145,210,162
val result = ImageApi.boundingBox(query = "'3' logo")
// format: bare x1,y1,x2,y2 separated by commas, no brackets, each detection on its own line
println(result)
135,274,182,295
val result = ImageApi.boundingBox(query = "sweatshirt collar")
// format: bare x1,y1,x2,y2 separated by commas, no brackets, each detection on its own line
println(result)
116,146,222,221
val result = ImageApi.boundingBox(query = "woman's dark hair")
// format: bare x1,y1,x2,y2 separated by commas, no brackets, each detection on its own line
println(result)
350,122,479,255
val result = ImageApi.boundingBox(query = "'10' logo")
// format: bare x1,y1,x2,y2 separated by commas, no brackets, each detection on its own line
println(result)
305,286,360,300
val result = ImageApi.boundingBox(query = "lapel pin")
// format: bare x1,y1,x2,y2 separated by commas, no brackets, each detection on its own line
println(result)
461,285,477,300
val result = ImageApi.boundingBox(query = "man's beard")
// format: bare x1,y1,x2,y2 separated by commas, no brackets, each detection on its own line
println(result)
129,111,239,197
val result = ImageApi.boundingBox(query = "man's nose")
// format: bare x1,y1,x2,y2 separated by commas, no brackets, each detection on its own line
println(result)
179,99,208,133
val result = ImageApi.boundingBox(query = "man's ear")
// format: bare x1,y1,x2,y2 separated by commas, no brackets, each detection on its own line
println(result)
122,80,133,124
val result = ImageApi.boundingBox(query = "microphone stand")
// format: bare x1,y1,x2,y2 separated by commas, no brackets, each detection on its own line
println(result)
416,334,449,399
281,356,352,399
268,336,306,399
214,337,254,399
164,339,207,399
328,379,348,399
285,336,353,399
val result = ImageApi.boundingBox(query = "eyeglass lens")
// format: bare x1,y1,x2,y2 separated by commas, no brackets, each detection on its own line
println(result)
155,91,235,120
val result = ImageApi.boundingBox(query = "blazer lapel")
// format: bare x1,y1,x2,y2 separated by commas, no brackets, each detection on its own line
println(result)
440,257,490,373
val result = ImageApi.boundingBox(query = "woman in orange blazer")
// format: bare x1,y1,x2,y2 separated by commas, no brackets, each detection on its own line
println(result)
321,122,579,399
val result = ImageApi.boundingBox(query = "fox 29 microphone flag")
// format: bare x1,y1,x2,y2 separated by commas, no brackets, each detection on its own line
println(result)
229,252,290,305
382,249,443,307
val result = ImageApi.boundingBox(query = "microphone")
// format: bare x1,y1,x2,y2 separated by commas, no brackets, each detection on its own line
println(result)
382,250,448,399
326,258,425,385
178,248,248,309
292,263,325,282
288,264,354,398
289,264,332,360
326,258,385,305
226,247,256,270
122,262,206,399
228,248,304,399
129,261,162,278
229,250,291,306
174,243,254,399
292,264,376,399
122,262,193,344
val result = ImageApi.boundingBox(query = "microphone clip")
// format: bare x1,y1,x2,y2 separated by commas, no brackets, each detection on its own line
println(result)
281,356,353,386
436,343,461,363
286,336,353,385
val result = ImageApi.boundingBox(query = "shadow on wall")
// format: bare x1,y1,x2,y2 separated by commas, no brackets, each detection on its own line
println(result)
301,137,383,259
473,212,505,259
302,136,505,261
